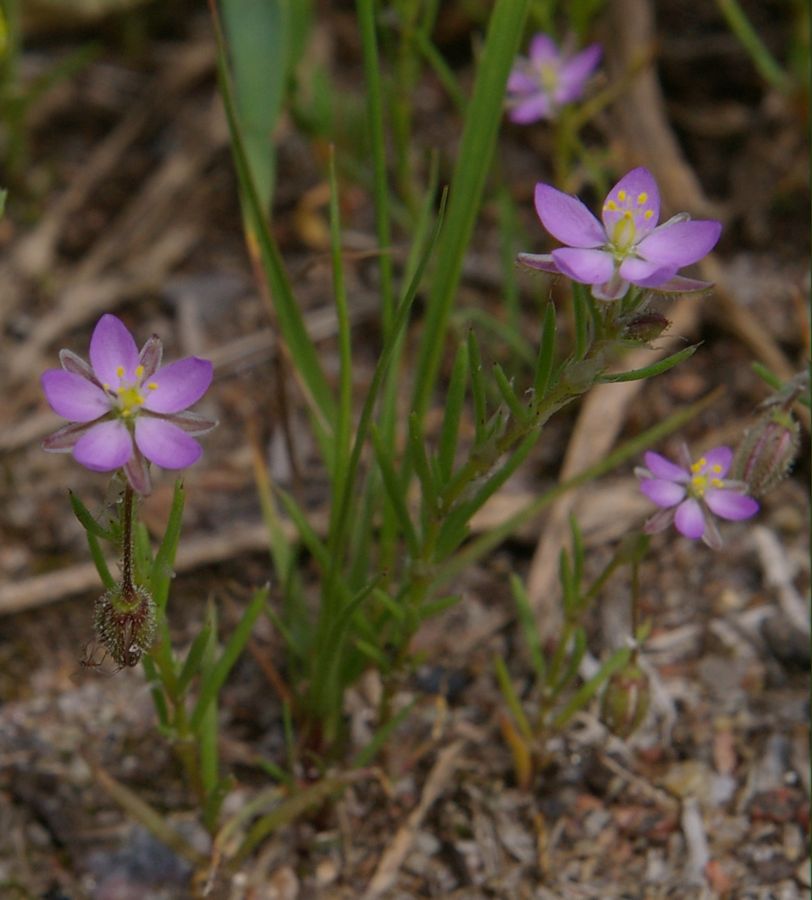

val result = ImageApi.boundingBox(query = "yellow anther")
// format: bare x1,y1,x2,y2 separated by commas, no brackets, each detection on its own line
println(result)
637,192,648,204
711,464,722,473
690,459,705,473
102,382,110,391
116,365,125,378
644,210,654,220
148,381,159,391
711,478,723,488
617,190,627,201
135,365,144,379
605,200,618,211
623,210,633,218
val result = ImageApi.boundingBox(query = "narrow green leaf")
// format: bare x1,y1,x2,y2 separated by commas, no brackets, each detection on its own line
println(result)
85,531,116,591
177,623,214,697
437,341,469,483
150,479,185,610
552,646,631,731
492,362,531,424
352,698,417,768
510,574,545,684
533,302,557,401
190,585,268,731
550,626,587,699
370,425,420,558
408,411,438,518
209,0,335,439
356,0,394,332
599,345,698,383
141,655,169,729
410,0,531,421
494,655,534,742
467,329,487,445
69,491,116,542
571,282,590,360
417,593,461,620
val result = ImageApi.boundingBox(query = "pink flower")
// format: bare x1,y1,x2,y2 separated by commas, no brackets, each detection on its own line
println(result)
636,445,759,549
506,34,601,123
518,167,722,300
42,314,215,494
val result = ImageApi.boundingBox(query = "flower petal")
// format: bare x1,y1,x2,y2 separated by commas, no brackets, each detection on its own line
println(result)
509,95,553,123
529,34,559,65
551,247,615,283
650,275,714,294
42,420,96,452
640,478,686,508
591,274,629,300
124,446,152,495
702,446,733,477
619,256,676,285
138,334,163,380
73,420,133,471
556,44,601,103
141,357,213,414
41,370,111,422
636,219,721,267
135,417,203,469
674,498,705,539
535,183,606,248
643,451,689,481
705,489,759,521
602,167,660,238
517,252,561,273
90,314,140,387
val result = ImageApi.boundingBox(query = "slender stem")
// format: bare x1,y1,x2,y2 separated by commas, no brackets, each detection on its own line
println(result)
121,484,136,598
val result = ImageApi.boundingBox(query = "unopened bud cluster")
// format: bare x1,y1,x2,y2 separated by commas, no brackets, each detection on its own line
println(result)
600,658,650,739
94,584,156,668
731,407,800,498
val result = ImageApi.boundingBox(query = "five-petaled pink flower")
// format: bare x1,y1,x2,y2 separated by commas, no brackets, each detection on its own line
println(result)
41,314,215,494
636,445,759,550
518,167,722,300
506,34,601,123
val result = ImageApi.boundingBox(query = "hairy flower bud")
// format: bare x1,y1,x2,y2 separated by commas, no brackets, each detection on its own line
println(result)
623,312,670,343
731,408,800,497
600,660,650,738
94,583,156,668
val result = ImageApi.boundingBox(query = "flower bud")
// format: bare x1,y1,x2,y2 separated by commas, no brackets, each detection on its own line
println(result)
600,660,650,738
94,584,156,668
731,408,800,497
623,312,670,343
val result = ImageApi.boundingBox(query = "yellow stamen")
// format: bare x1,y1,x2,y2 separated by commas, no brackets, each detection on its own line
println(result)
617,190,627,201
711,478,723,488
116,365,125,378
135,365,144,379
147,381,159,391
644,210,654,220
605,200,618,211
637,192,648,204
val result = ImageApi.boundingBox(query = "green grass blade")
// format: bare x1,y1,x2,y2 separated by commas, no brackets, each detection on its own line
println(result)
437,341,469,483
410,0,531,422
190,585,269,732
356,0,395,333
370,424,420,558
209,0,335,440
220,0,289,211
150,479,185,610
